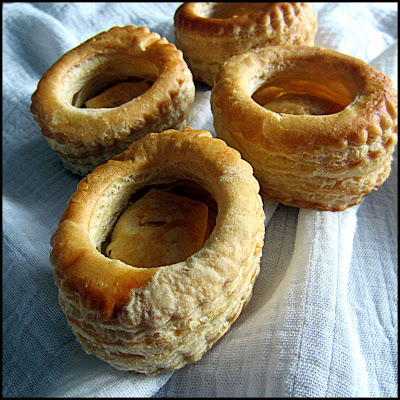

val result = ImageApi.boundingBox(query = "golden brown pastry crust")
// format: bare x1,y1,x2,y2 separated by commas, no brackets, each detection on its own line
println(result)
211,45,398,211
31,25,195,176
174,2,317,86
50,127,265,374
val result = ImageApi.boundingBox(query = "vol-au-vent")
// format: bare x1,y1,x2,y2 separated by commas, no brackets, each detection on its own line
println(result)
174,2,317,86
50,127,265,374
211,45,398,211
31,25,195,176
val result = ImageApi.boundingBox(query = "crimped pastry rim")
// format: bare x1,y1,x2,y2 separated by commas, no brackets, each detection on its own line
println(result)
30,25,190,145
174,3,317,87
50,127,264,326
174,2,314,35
211,45,398,153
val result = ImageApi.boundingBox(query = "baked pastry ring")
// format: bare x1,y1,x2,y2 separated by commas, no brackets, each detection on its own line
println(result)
211,45,398,211
50,127,265,374
174,2,317,87
30,25,195,176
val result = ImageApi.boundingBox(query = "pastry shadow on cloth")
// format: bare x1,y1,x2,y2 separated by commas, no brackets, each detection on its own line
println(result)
3,134,81,209
359,149,398,211
162,214,297,378
190,203,298,349
235,204,299,324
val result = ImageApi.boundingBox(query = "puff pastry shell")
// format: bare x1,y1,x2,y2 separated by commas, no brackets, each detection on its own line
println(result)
211,45,398,211
50,127,265,374
174,2,317,86
31,25,195,176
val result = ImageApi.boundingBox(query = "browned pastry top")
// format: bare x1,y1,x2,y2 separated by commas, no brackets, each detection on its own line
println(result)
212,45,397,154
31,25,191,147
175,2,316,39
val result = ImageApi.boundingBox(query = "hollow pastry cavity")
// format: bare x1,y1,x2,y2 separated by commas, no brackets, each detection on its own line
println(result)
31,25,195,176
106,189,209,268
211,45,398,211
174,2,317,87
50,127,265,374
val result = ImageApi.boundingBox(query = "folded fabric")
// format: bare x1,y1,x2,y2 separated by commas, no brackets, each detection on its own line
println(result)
2,2,397,398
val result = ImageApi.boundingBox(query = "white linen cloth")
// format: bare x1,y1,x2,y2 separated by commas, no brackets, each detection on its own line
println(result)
2,2,397,397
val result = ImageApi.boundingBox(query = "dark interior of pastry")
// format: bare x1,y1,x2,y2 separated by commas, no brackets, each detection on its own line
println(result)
252,74,359,116
100,180,218,268
71,57,159,108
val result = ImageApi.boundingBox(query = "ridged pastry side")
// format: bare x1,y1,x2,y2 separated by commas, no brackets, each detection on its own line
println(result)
174,2,317,86
51,127,265,373
31,26,195,176
211,46,398,211
54,119,188,176
56,222,263,374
